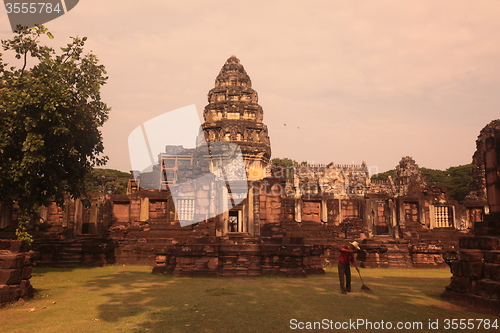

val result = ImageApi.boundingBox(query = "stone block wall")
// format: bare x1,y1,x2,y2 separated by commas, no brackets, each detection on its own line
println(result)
0,240,35,307
359,238,412,269
33,237,112,268
442,214,500,312
152,241,325,277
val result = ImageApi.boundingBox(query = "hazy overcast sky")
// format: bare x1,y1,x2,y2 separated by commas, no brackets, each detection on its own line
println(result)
2,0,499,174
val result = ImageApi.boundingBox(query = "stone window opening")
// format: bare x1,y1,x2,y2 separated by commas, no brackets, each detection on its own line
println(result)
374,201,389,235
466,207,484,229
227,209,244,233
303,200,321,222
403,201,420,225
176,199,195,223
80,200,98,235
434,206,454,228
149,199,168,219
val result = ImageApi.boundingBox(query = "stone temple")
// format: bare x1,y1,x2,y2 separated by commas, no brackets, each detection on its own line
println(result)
0,57,497,284
202,55,271,180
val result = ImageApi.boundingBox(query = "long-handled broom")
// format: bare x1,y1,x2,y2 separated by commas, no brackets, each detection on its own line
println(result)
355,268,372,291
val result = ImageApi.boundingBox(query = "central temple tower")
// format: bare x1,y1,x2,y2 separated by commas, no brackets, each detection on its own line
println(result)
200,56,271,180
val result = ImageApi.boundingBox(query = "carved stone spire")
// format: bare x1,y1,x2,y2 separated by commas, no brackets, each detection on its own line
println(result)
395,156,427,196
201,56,271,180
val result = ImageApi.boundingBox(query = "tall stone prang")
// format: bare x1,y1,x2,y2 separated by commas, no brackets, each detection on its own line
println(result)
395,156,427,196
200,56,271,180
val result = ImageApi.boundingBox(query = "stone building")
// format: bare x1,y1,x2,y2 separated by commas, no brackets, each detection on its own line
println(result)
0,56,483,276
201,55,271,181
442,120,500,311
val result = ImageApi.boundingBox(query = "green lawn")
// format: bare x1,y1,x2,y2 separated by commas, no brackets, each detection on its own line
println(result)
0,266,498,333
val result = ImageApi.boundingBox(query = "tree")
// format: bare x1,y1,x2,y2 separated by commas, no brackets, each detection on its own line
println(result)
420,167,448,186
370,169,395,181
0,25,110,243
370,164,473,202
440,164,473,202
271,157,297,167
85,168,130,195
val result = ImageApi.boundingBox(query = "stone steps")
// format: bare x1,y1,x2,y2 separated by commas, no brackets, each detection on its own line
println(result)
33,237,111,268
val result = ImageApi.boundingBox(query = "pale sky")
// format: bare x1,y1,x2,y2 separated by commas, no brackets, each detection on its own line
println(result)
1,0,499,174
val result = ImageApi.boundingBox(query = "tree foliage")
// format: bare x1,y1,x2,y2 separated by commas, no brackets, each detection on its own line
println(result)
271,157,297,167
370,169,395,181
271,157,308,167
85,168,130,195
371,164,473,202
421,165,473,202
0,25,110,240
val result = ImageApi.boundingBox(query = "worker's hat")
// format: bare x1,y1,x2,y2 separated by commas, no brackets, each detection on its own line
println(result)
349,241,361,250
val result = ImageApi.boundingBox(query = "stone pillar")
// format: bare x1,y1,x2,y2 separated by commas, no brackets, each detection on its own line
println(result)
221,185,229,234
321,199,327,223
338,198,343,226
247,186,254,236
62,199,70,228
418,200,426,226
389,199,399,238
74,199,82,235
89,203,98,234
364,198,374,237
429,205,436,229
253,184,260,237
139,197,149,222
295,199,302,223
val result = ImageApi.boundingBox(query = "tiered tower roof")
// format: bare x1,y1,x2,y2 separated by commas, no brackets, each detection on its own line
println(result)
201,56,271,176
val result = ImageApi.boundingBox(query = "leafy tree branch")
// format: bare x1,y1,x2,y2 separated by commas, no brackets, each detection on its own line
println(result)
0,25,110,243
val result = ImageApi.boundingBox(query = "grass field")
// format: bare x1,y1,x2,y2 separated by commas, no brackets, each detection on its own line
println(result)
0,266,499,333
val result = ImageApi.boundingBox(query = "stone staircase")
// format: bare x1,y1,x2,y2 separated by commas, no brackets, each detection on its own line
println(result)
359,236,413,268
34,236,112,268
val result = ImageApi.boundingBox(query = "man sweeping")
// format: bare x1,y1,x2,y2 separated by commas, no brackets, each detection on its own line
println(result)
337,241,361,294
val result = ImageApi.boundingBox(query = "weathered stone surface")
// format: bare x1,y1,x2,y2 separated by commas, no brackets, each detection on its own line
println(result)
483,263,500,282
464,262,484,280
0,253,24,269
0,241,34,306
458,249,484,262
475,279,500,300
460,236,499,250
465,120,500,202
442,120,500,313
0,240,24,253
19,280,34,298
484,250,500,263
0,268,22,285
